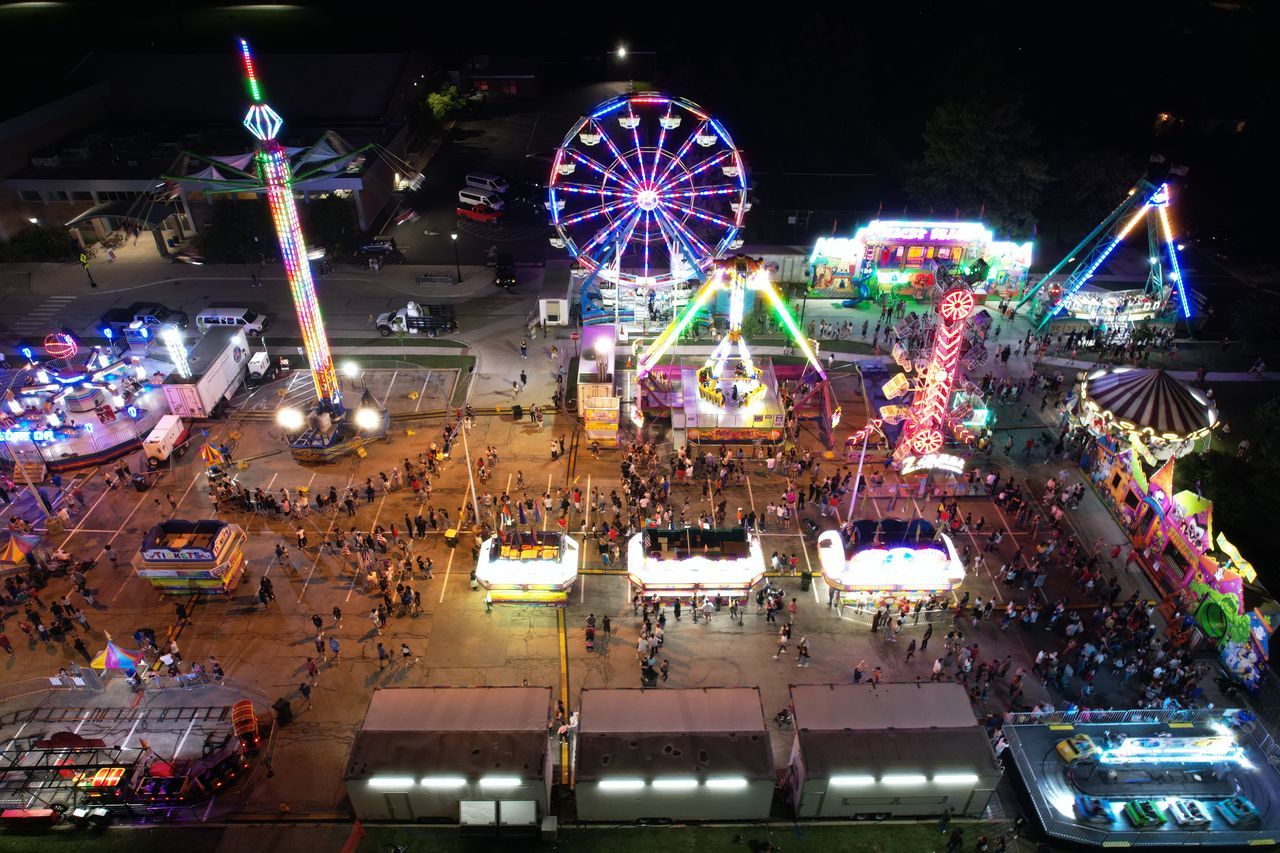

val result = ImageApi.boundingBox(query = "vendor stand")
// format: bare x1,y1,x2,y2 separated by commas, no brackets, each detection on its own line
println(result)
474,530,578,605
132,519,246,595
626,527,765,603
817,519,964,613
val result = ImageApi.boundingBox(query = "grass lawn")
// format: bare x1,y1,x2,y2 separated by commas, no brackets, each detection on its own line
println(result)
1199,379,1280,453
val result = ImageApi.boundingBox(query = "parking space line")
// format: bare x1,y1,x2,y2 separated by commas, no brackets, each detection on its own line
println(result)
174,718,198,757
414,372,431,412
380,370,398,409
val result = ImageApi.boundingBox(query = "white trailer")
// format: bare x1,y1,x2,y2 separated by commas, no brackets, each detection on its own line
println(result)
161,328,249,419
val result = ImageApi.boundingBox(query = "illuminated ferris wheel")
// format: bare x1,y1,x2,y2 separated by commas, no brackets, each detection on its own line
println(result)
548,92,750,288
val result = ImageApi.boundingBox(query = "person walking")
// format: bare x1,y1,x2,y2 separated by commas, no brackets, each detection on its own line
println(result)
931,657,945,682
104,544,118,570
0,634,11,655
520,339,528,358
921,622,933,651
797,637,810,668
905,638,917,662
519,370,527,390
400,642,417,668
773,625,789,659
332,606,342,627
328,636,341,660
660,659,670,682
314,633,326,659
311,613,324,633
298,681,313,709
305,657,319,682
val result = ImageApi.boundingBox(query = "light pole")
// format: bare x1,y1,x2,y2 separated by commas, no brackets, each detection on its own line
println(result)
450,232,461,284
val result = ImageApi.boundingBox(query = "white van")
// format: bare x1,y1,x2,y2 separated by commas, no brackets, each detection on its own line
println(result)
458,188,504,211
196,307,271,337
465,172,509,194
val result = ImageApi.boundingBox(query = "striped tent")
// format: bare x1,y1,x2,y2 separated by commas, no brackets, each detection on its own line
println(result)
1081,368,1215,437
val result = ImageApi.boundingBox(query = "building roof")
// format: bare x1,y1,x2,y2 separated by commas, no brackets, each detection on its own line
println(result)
359,686,553,733
790,682,978,731
578,687,766,734
576,688,771,782
796,727,998,779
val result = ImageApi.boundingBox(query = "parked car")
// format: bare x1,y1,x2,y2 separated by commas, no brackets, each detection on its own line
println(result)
355,236,401,258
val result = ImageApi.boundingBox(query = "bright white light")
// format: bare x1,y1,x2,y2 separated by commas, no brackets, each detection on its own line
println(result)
368,776,416,789
354,407,381,431
277,407,305,431
598,779,645,791
705,778,749,790
419,776,467,788
881,774,927,786
617,45,627,59
829,775,876,787
342,361,360,377
932,773,979,786
479,775,521,787
27,217,38,225
651,778,698,790
594,338,613,356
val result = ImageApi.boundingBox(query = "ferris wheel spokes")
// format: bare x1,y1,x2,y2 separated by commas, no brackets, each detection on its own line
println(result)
563,148,638,190
588,118,643,188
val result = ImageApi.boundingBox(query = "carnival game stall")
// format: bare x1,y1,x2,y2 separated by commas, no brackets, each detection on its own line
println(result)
808,221,1032,301
627,527,765,602
132,520,247,595
817,519,964,611
0,334,173,474
475,530,579,605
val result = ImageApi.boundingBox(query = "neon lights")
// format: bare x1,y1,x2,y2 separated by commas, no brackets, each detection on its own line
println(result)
551,93,748,288
161,327,191,379
939,289,976,323
1158,205,1191,318
862,221,993,243
239,40,339,408
1,429,54,442
901,453,965,475
42,333,78,360
1097,734,1246,766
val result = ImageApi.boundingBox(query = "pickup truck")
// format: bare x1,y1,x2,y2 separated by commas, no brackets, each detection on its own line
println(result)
457,205,503,225
99,302,189,333
375,302,458,336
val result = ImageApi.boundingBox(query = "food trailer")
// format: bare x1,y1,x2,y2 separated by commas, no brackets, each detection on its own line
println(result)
817,519,964,610
474,530,579,605
133,519,247,595
626,527,765,602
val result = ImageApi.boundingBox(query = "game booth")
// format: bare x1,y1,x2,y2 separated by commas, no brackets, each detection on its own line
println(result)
627,527,766,603
132,519,247,595
816,519,965,613
474,531,579,605
0,333,173,475
808,220,1033,301
1004,707,1280,847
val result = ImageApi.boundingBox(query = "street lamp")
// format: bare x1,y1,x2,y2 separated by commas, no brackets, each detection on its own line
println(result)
354,407,380,432
27,217,38,225
616,45,627,59
450,232,461,284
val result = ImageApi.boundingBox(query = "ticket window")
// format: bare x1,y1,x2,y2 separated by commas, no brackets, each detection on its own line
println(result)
905,246,927,269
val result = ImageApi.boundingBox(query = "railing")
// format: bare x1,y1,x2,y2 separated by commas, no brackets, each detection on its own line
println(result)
416,274,455,286
1003,706,1232,727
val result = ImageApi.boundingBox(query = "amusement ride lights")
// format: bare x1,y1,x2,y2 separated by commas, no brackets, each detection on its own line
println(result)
895,285,975,462
237,39,340,410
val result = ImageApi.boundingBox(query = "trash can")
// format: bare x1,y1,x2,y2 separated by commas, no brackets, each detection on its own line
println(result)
272,697,293,726
131,474,150,493
799,570,812,592
444,528,459,548
512,404,523,422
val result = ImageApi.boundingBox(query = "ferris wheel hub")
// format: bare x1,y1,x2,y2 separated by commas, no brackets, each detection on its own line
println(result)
637,189,659,211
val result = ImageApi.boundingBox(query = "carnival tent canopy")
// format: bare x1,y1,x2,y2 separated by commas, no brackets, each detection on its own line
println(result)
0,533,38,566
90,639,145,671
1081,368,1216,438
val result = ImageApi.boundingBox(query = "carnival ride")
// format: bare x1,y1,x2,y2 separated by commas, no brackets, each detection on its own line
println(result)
219,40,387,461
633,255,837,447
548,92,749,327
1073,367,1217,460
859,261,988,472
1017,179,1192,331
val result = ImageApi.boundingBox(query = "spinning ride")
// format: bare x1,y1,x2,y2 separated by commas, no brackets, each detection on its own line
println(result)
549,93,749,324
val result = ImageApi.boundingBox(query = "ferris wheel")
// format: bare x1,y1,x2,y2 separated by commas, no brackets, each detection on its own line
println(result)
548,92,749,288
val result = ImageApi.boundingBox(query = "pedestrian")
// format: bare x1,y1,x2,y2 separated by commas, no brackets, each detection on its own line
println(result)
906,638,917,662
104,544,118,570
921,622,933,651
305,656,319,682
298,681,312,708
520,340,528,358
175,603,188,624
0,634,10,655
332,606,342,627
314,633,326,658
377,642,389,668
787,597,798,621
73,637,91,661
773,626,789,659
519,370,527,390
660,659,670,682
296,527,308,548
938,806,954,834
400,642,416,668
328,635,340,660
209,657,224,682
311,613,324,632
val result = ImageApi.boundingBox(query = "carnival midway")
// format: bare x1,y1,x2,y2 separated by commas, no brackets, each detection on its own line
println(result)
0,36,1276,853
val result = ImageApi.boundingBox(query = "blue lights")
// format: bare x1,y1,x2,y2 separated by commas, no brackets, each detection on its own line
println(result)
20,347,33,361
102,327,113,340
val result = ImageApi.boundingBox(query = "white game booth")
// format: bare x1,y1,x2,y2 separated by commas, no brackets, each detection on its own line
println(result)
627,527,765,602
475,531,579,606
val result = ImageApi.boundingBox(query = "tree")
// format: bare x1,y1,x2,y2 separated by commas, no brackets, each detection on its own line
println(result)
195,198,275,264
1174,450,1276,590
1038,146,1142,248
0,223,76,262
905,95,1048,236
426,85,467,123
